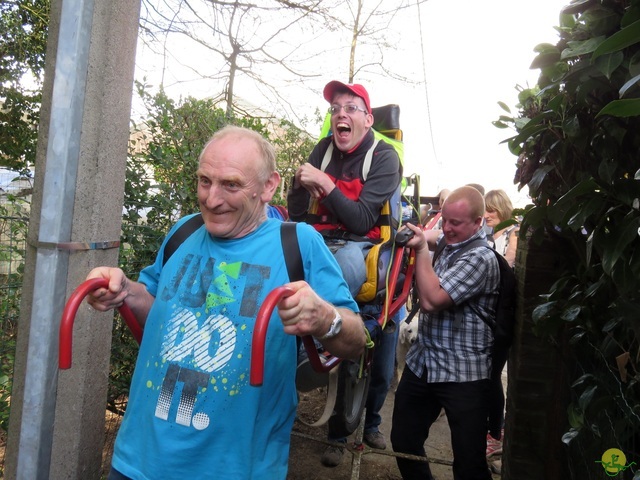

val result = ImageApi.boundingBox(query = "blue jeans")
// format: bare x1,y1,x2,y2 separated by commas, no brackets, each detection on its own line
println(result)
328,304,404,441
391,367,492,480
329,240,372,298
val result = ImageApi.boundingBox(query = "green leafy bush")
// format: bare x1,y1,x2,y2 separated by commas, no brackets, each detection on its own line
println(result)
496,0,640,474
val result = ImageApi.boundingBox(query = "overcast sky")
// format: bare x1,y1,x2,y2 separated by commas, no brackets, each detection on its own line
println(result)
135,0,565,207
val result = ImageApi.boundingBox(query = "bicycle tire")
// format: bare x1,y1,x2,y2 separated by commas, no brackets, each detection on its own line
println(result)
328,359,371,437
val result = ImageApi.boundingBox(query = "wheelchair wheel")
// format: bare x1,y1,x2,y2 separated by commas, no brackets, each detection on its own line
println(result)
328,359,371,437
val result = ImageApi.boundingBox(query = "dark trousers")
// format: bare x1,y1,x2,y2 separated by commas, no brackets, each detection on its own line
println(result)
390,367,492,480
488,349,509,439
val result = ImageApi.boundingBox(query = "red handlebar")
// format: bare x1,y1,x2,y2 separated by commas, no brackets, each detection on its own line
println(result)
250,285,346,387
59,278,143,369
250,286,295,386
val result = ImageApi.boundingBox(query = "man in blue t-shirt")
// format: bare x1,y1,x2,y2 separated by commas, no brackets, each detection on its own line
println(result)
86,126,365,480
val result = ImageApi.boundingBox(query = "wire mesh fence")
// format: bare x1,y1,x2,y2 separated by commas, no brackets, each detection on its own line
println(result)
0,213,28,476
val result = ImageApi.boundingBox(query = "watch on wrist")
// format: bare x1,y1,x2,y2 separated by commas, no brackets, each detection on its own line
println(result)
317,309,343,340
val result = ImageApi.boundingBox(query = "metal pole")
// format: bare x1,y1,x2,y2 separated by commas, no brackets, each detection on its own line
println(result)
16,0,95,477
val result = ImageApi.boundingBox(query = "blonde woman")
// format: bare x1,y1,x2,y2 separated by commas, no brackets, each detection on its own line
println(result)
484,189,519,268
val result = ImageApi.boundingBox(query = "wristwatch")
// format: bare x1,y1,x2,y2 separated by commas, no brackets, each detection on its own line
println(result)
317,309,343,340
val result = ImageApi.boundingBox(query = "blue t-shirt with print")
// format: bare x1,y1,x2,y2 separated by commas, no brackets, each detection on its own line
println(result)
111,217,356,479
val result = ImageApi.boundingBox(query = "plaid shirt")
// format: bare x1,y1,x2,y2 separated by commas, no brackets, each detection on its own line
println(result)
406,228,499,383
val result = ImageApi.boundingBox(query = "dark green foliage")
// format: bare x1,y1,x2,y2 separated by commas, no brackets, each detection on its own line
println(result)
497,0,640,475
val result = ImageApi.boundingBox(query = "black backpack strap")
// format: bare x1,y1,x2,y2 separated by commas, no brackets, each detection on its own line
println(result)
280,222,304,282
404,301,421,324
162,213,204,267
431,236,447,265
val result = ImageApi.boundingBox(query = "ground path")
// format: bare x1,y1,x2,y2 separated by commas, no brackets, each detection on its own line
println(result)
286,372,505,480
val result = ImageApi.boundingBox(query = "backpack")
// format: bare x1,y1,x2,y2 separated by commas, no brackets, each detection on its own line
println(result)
432,237,517,375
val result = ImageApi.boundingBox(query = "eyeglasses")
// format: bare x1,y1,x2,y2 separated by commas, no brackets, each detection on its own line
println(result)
329,104,368,115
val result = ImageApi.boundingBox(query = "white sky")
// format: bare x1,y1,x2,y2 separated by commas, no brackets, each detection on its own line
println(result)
134,0,565,208
372,0,563,207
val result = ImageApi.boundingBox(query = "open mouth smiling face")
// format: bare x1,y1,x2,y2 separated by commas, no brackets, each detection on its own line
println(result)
336,121,352,137
330,94,372,151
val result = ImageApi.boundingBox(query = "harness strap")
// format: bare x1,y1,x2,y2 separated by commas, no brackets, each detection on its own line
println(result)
281,222,303,280
320,229,380,243
162,213,204,266
281,221,342,428
319,138,381,180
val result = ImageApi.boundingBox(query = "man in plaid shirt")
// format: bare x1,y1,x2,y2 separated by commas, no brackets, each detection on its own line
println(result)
391,185,499,480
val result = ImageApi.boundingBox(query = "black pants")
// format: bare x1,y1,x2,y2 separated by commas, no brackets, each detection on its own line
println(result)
488,348,509,439
390,367,492,480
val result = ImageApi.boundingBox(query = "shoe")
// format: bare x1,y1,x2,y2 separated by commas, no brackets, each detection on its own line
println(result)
486,432,503,458
363,431,387,450
321,445,345,467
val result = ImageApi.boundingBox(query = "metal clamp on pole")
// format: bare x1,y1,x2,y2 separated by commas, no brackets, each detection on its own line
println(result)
29,239,121,251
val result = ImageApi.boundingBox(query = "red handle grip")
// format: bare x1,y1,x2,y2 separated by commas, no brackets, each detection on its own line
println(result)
250,286,295,386
59,278,143,369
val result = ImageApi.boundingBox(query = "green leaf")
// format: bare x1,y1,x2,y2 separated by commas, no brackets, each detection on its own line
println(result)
561,37,606,59
571,373,596,388
497,101,511,113
578,385,597,411
567,404,584,429
619,73,640,97
629,50,640,77
567,197,603,231
527,165,554,195
602,214,640,274
561,305,582,322
594,51,624,79
520,204,547,236
555,179,599,207
511,122,550,147
592,19,640,61
532,301,557,322
596,98,640,117
530,50,561,69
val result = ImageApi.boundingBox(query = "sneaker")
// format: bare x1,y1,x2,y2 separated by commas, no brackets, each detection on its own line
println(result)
321,445,345,467
363,431,387,450
486,432,503,458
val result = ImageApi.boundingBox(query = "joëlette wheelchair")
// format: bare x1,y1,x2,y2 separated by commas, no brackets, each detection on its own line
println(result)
254,105,435,437
58,106,441,439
